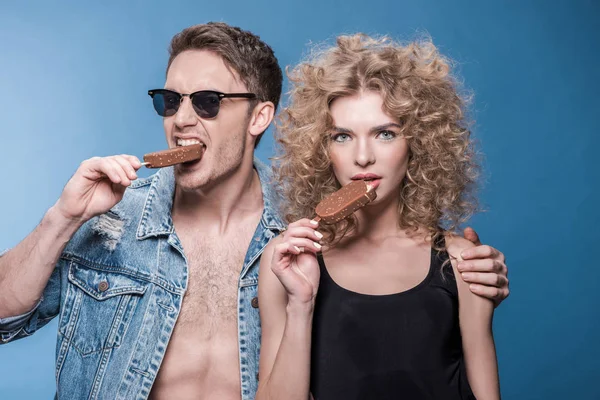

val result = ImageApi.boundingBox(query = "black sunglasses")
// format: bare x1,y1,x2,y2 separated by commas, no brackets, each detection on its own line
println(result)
148,89,257,119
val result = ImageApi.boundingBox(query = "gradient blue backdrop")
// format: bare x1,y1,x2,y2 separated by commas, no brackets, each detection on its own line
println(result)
1,1,598,399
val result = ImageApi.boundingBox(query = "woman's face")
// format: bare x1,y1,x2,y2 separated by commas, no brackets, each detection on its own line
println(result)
328,91,409,206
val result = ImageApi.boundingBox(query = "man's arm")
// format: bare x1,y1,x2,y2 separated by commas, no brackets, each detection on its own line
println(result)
0,155,141,319
448,235,500,400
461,227,510,306
0,207,82,318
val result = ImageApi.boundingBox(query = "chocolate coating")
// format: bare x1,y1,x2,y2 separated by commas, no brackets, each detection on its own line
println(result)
315,180,377,224
143,144,204,168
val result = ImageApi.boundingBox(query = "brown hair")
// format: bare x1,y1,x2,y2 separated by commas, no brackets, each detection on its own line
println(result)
168,22,282,146
275,34,480,245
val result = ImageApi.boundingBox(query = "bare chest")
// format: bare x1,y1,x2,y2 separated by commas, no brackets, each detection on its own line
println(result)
150,229,256,399
150,202,262,397
175,231,251,335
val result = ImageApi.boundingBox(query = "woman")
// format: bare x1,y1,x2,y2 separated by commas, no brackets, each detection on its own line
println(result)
256,34,500,400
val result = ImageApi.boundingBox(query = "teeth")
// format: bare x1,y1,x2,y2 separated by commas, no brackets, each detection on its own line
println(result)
176,139,201,147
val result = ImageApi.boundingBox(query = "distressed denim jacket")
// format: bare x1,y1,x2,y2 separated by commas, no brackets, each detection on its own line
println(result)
0,159,285,400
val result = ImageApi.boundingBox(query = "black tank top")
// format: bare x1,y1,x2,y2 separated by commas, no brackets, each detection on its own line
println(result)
310,240,476,400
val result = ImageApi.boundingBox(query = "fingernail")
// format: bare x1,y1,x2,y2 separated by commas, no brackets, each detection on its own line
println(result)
314,242,322,249
469,284,477,292
315,231,324,239
457,262,465,271
310,220,318,226
461,273,471,281
293,246,301,252
461,250,471,259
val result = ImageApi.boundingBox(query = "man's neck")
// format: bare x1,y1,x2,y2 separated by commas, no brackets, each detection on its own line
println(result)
172,157,264,235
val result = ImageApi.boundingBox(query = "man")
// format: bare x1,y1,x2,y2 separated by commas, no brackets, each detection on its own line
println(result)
0,22,509,400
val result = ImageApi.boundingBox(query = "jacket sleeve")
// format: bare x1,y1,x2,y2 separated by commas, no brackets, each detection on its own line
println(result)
0,249,62,344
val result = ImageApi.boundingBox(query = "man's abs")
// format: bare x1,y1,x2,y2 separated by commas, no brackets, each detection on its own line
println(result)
148,278,242,400
148,325,241,400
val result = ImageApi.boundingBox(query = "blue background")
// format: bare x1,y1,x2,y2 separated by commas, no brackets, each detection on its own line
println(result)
1,1,598,399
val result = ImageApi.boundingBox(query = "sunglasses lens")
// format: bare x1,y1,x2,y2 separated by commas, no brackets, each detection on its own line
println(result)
152,91,179,117
192,92,221,118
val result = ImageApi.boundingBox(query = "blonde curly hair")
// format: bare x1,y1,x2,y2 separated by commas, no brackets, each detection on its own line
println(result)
274,34,480,246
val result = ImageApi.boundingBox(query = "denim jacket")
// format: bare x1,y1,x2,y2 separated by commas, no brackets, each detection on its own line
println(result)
0,159,285,400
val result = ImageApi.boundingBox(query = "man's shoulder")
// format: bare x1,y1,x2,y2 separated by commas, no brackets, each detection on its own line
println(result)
104,173,157,218
129,173,156,190
254,158,286,230
105,171,165,224
120,173,156,205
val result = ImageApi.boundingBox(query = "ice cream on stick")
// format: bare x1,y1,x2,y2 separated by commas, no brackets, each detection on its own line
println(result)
141,144,204,168
314,180,377,224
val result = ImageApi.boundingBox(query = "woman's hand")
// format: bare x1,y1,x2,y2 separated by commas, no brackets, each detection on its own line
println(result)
270,219,323,305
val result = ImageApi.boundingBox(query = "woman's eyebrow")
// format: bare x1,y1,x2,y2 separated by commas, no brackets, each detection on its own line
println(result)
369,123,402,133
331,123,402,134
331,126,352,133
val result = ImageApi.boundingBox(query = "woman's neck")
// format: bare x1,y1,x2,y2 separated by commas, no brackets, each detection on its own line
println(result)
351,195,427,243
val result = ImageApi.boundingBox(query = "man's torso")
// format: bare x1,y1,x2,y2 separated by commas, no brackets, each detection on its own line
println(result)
149,211,261,400
5,163,284,400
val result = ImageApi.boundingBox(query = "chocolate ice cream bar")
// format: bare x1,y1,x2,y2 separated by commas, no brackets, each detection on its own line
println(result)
142,144,204,168
314,180,377,224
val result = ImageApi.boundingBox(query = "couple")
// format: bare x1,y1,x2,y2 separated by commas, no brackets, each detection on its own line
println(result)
0,23,506,399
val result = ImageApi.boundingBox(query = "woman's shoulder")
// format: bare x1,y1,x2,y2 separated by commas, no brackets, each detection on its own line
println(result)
444,233,475,261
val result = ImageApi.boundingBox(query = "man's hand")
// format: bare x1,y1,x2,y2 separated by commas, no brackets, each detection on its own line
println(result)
54,155,142,225
459,227,509,307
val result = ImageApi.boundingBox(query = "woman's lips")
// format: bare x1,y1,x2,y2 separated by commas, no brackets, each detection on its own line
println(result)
366,178,381,190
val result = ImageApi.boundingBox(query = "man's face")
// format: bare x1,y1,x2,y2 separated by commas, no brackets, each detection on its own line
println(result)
163,50,253,192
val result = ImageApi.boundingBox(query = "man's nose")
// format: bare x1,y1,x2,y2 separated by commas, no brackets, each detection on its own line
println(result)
174,97,197,128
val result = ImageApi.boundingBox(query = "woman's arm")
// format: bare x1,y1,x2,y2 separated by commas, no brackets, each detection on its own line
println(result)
255,219,322,400
447,235,501,400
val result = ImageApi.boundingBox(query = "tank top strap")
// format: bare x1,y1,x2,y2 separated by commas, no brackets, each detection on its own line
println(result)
430,233,459,297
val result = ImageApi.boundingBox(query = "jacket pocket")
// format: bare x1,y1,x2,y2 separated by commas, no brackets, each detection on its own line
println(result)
59,261,149,356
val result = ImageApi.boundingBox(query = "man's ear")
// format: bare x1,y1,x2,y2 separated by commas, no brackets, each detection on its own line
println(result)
248,101,275,138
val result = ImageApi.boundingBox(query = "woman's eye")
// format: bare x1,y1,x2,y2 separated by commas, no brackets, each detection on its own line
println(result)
332,133,351,142
377,130,397,140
